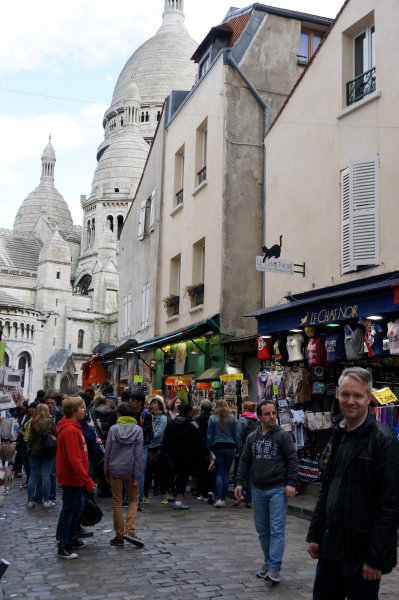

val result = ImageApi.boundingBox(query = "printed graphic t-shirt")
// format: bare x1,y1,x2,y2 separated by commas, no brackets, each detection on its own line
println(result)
307,336,326,367
325,332,346,363
344,324,366,361
365,324,384,358
286,334,304,362
258,337,273,360
388,320,399,355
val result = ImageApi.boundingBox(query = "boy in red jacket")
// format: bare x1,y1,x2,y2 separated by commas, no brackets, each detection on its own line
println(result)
56,396,96,559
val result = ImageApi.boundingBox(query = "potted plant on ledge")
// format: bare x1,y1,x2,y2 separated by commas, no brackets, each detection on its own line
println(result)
184,282,204,307
163,294,180,316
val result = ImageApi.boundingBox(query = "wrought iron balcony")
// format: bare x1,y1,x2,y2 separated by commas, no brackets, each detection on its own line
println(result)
346,67,376,106
197,166,207,185
176,188,184,205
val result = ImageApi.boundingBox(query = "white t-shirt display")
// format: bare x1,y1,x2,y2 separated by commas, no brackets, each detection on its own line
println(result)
286,334,304,362
387,320,399,355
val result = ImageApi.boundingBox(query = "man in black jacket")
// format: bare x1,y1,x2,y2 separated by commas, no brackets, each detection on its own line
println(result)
235,401,298,584
307,366,399,600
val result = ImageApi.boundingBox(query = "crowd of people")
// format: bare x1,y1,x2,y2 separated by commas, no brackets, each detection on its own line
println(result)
9,367,399,599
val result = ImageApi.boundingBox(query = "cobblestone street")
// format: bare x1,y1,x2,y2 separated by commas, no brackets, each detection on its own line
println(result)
1,484,399,600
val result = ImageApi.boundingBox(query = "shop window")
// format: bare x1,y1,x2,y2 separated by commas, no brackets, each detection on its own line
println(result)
174,145,185,207
299,28,323,63
141,283,150,329
124,294,132,336
341,156,379,274
78,329,84,349
195,119,207,187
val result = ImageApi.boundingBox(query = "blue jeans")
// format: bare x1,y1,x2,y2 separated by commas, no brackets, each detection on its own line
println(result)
313,559,380,600
252,485,287,571
214,448,235,501
56,486,85,550
139,445,149,503
27,455,55,502
245,478,253,504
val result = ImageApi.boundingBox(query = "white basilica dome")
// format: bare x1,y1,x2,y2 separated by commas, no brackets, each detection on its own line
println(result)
14,138,73,233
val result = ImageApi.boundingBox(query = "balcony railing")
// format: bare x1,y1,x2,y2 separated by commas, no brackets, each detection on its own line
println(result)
176,188,184,205
197,166,207,185
346,67,376,106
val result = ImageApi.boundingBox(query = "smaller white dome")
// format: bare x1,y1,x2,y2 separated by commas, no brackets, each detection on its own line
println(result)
41,136,56,161
125,82,141,104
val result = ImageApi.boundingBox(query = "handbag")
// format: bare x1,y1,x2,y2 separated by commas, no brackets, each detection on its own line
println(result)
80,494,103,526
297,457,321,483
41,432,57,456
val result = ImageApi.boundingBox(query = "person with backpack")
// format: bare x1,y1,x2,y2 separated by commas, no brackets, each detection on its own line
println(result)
104,402,144,547
234,399,258,508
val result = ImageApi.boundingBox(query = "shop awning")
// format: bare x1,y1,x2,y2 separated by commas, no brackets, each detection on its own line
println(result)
81,355,107,388
247,273,399,334
100,315,221,361
196,365,243,381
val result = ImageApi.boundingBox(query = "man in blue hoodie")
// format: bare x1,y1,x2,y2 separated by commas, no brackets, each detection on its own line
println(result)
235,401,298,584
104,402,144,547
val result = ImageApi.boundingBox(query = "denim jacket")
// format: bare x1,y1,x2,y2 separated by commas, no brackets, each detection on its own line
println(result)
207,414,239,450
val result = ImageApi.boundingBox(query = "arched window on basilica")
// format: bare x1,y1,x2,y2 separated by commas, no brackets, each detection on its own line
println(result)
78,329,84,349
18,352,31,390
107,215,114,232
117,215,124,240
74,274,92,296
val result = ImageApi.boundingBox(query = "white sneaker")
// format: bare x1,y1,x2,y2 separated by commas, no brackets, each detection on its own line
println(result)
43,500,56,508
214,499,225,508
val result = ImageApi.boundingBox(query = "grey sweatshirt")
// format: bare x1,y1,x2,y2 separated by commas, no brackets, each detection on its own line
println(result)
236,425,298,489
104,421,144,480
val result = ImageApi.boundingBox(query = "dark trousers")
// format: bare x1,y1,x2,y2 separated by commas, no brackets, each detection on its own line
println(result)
313,559,381,600
56,486,85,550
171,455,192,496
144,447,168,497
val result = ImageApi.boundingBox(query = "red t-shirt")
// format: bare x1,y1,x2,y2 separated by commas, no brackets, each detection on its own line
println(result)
257,337,273,360
307,336,326,367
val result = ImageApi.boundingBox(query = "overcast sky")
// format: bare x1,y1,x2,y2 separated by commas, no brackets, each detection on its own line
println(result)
0,0,344,229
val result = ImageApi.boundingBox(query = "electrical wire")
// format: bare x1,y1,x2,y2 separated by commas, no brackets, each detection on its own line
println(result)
0,87,107,106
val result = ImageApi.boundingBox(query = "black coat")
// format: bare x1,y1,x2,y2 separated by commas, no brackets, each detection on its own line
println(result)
163,416,209,464
306,413,399,576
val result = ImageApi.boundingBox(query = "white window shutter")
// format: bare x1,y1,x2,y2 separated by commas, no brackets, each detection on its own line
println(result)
141,285,146,329
145,283,150,327
123,296,127,337
127,294,132,335
138,200,146,240
340,157,379,274
149,191,156,232
351,157,379,268
340,168,352,273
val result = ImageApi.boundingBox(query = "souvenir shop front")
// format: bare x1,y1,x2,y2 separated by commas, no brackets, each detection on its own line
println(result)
101,316,226,402
248,273,399,477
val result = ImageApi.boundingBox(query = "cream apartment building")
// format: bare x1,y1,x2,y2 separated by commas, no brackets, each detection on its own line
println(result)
251,0,399,337
115,3,332,394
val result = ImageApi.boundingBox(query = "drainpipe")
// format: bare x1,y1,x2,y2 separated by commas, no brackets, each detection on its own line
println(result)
225,49,269,307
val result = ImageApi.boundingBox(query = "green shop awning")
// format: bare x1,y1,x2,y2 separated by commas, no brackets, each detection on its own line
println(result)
101,315,221,361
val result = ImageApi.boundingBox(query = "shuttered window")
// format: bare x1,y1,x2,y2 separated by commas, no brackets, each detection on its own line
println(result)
141,283,150,329
340,156,379,274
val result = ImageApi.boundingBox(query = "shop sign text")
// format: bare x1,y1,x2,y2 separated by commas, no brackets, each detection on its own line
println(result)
300,304,359,326
256,256,293,274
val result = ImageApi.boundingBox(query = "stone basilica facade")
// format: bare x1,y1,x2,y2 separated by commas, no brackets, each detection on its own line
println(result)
0,0,197,400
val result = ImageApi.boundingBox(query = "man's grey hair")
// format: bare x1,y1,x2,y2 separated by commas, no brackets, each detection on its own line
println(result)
338,367,373,393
